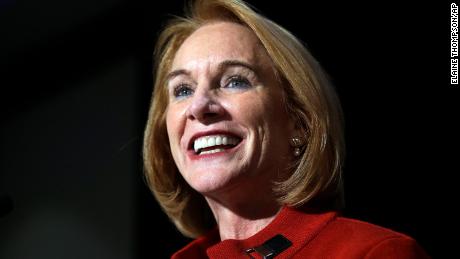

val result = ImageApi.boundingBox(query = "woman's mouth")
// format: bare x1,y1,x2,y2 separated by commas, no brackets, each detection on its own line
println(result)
192,135,242,155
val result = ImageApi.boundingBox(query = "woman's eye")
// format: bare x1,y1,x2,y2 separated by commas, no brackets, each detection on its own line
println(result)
173,85,194,98
225,76,251,89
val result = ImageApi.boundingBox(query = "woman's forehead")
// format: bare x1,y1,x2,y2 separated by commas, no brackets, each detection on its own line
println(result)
171,22,269,72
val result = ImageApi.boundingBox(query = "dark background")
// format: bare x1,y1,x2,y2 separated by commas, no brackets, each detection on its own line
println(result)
0,1,456,258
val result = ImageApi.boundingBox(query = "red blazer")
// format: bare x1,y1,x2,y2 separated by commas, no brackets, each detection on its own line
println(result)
171,206,430,258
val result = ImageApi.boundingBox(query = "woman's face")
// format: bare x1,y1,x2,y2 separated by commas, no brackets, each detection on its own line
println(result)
166,22,294,196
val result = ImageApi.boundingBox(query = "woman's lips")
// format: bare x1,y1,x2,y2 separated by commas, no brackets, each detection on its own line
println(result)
187,137,244,160
187,130,243,150
193,135,241,154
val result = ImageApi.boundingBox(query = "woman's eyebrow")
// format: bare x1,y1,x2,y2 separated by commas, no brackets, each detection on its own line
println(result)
166,59,256,82
218,59,256,73
166,69,190,82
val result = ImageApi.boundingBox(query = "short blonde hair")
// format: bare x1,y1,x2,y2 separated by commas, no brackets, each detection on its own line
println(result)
143,0,345,238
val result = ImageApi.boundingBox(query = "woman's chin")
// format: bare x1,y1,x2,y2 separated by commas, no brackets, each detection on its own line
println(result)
185,169,241,195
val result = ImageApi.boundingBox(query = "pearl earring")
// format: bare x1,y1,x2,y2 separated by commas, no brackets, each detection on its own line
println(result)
289,136,304,157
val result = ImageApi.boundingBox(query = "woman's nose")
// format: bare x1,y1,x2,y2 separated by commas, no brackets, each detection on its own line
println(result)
186,90,225,123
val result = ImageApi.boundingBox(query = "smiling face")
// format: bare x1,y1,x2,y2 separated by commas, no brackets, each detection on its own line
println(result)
166,22,294,198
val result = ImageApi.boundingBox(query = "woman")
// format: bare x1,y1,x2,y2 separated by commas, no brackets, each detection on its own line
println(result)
143,0,430,258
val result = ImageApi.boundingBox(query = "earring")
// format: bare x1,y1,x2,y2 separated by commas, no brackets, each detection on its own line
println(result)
290,136,304,157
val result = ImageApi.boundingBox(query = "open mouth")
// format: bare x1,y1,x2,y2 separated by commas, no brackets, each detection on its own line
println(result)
192,135,242,155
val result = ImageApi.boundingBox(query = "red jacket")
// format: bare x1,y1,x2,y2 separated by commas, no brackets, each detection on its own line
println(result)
171,206,430,258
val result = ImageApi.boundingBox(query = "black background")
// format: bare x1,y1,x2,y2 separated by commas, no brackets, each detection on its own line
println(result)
1,1,457,258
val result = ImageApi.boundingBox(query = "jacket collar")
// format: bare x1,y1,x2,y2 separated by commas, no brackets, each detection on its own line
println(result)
172,206,337,258
208,206,336,258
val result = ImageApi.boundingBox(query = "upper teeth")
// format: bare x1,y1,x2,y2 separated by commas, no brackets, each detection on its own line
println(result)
193,135,239,153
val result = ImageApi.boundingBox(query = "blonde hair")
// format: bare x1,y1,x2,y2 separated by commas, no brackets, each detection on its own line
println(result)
143,0,345,238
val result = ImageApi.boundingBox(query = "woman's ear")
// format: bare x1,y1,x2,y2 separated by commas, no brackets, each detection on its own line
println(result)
289,109,311,152
287,112,308,157
287,111,307,138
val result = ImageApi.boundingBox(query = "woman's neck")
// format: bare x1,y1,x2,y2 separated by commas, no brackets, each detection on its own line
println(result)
205,192,281,241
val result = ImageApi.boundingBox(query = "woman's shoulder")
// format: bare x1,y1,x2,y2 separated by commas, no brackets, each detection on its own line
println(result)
331,215,413,240
302,214,431,258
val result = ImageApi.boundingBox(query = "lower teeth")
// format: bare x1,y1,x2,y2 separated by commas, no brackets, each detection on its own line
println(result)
200,148,225,155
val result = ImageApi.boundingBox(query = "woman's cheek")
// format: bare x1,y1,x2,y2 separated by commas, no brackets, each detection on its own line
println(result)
166,106,183,160
227,93,265,120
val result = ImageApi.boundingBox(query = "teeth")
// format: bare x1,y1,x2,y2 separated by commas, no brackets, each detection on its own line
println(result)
208,137,215,146
193,135,240,154
200,148,225,155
